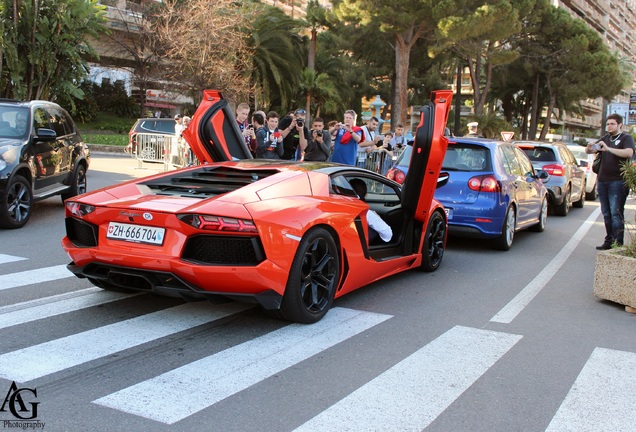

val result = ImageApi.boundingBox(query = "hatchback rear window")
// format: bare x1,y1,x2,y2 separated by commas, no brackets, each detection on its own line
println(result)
520,147,556,162
136,119,175,134
443,144,491,171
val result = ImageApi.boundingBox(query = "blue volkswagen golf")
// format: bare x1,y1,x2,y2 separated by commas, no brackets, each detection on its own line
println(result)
388,137,549,250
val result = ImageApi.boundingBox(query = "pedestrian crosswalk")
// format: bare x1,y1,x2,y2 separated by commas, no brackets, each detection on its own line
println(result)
1,253,635,431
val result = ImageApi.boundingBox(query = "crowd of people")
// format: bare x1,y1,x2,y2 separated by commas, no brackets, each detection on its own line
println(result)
231,104,409,170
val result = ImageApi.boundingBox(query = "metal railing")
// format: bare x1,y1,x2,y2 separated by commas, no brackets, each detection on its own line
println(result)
354,147,406,176
133,133,198,171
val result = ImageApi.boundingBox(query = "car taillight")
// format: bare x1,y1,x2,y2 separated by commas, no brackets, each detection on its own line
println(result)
387,168,406,184
543,164,564,176
467,175,500,192
177,214,258,233
65,201,95,217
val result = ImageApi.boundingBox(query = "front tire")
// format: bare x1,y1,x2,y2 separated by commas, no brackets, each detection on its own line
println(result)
530,196,548,232
493,205,516,251
554,185,571,216
420,210,446,272
279,227,340,324
0,176,33,229
573,182,585,208
586,182,597,200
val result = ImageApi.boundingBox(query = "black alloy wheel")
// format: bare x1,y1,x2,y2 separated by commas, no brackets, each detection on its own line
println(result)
0,176,33,229
279,227,340,324
420,210,446,272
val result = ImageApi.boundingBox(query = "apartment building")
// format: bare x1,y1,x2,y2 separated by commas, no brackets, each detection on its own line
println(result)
553,0,636,136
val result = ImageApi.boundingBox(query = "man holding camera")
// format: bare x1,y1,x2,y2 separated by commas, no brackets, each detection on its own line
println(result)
303,117,332,162
279,108,309,160
586,113,635,250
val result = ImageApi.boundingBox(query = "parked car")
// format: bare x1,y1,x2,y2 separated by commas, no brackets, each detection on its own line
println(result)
514,141,586,216
567,144,598,200
389,137,549,250
127,118,175,154
0,100,90,229
62,89,453,324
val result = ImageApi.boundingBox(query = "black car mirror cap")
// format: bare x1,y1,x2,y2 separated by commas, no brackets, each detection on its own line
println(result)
35,128,56,142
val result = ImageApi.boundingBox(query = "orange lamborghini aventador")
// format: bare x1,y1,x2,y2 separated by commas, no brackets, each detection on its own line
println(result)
62,90,453,323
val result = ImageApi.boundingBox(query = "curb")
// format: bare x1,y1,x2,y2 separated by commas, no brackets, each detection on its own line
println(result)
87,144,127,154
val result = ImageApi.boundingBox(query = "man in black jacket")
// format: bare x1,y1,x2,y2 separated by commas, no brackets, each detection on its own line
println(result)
279,109,309,160
303,117,331,162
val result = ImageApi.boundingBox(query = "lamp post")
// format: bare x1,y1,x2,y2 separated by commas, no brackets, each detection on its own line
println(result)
369,95,386,133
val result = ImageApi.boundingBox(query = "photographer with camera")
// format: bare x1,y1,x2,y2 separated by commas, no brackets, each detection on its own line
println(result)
586,113,635,250
303,117,332,162
278,108,309,160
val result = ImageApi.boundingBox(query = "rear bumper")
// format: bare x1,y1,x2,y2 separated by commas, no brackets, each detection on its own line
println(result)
67,261,284,310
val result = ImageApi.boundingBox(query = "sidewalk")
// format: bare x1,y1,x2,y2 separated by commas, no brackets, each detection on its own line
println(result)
89,148,166,178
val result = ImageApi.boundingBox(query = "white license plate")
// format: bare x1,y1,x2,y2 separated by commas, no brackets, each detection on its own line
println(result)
107,222,165,245
444,208,453,220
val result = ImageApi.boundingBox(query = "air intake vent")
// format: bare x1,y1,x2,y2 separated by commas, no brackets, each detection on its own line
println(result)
66,218,98,247
182,235,265,265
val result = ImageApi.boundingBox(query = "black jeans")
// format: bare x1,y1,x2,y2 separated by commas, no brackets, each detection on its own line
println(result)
597,180,629,245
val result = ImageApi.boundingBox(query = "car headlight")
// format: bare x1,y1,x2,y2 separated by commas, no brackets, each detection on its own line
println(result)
0,159,6,172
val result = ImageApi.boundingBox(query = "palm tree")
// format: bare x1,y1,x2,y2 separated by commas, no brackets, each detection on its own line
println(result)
299,68,340,119
245,5,304,111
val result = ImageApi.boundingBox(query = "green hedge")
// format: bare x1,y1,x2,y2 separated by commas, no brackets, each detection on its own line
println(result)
82,133,128,147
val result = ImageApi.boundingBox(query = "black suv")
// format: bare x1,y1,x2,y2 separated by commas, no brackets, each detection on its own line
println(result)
0,99,90,229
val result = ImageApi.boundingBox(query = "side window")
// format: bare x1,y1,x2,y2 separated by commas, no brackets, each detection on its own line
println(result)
33,108,49,131
515,148,535,177
560,147,575,165
60,110,77,136
501,145,523,176
159,121,175,133
48,107,69,137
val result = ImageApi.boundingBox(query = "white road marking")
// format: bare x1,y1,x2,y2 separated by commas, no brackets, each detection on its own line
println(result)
0,288,138,330
546,347,636,431
294,325,521,432
0,302,252,381
93,307,392,424
491,207,601,324
0,254,27,265
0,264,73,291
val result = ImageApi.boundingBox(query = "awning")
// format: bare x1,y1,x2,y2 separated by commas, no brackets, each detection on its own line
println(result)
145,101,177,109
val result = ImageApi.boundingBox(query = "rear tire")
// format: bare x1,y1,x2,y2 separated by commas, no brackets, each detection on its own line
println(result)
61,164,87,201
492,205,515,251
279,227,340,324
420,210,446,272
0,175,32,229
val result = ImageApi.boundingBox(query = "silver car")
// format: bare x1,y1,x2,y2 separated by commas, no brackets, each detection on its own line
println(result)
514,141,586,216
567,144,598,200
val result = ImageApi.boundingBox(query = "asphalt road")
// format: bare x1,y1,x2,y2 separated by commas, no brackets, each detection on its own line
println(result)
0,153,634,432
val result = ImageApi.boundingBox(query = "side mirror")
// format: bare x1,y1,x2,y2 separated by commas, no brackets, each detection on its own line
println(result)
35,128,56,143
437,171,450,188
535,169,550,182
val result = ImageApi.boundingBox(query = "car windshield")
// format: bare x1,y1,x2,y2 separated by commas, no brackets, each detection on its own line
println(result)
0,107,30,140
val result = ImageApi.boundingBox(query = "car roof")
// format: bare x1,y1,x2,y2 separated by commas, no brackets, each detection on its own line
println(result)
514,140,566,148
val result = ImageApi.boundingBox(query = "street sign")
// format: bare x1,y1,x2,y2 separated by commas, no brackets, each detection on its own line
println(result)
501,131,514,141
